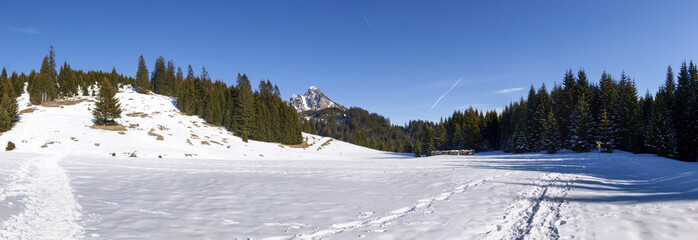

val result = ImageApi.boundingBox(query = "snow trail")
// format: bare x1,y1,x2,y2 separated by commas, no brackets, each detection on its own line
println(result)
294,172,512,240
0,156,84,240
483,172,576,240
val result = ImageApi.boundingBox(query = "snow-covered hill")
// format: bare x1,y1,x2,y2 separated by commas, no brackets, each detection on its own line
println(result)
288,86,346,112
0,86,392,161
0,87,696,239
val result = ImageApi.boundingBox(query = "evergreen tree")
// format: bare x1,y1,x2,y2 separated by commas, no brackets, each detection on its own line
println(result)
614,72,640,152
421,125,434,156
413,139,422,157
525,86,543,151
598,109,614,152
150,56,166,94
645,95,677,158
232,73,255,137
93,78,122,125
570,93,593,152
542,111,560,153
673,61,698,161
135,55,150,93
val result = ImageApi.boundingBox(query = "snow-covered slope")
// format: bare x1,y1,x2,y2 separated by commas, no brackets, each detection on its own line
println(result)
0,87,697,239
0,87,392,161
288,86,346,112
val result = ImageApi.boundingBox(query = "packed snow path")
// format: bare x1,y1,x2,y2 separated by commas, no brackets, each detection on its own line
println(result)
0,154,84,240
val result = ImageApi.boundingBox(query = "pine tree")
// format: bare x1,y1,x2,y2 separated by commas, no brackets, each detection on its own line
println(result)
135,55,150,93
151,56,166,94
525,86,541,151
570,94,593,152
645,94,677,158
542,111,560,153
232,73,255,137
421,125,434,156
598,109,614,152
93,78,122,125
413,139,422,157
673,61,698,161
614,72,640,152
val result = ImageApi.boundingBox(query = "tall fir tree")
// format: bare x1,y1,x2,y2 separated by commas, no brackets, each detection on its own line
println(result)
614,72,640,152
542,111,560,153
645,94,677,158
135,55,150,93
598,109,614,152
232,73,255,139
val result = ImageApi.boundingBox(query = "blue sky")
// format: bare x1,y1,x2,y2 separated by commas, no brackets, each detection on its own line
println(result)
2,1,698,125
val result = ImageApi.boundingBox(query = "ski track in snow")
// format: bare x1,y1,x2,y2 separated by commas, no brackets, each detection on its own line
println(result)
292,172,513,240
0,156,84,240
482,172,577,240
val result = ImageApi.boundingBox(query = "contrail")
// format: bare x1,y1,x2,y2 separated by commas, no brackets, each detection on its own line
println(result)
430,77,462,112
362,11,372,28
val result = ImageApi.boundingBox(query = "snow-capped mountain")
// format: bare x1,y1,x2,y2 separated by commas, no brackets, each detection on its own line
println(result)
288,86,346,112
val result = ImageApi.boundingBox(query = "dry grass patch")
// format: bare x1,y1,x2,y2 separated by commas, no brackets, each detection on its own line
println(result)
190,134,200,139
200,141,210,145
184,153,197,157
40,99,87,107
209,140,222,145
128,124,139,129
19,108,36,115
91,124,127,131
186,138,193,145
157,125,170,131
148,128,164,141
125,112,150,118
94,143,100,147
287,139,312,149
317,139,334,151
190,121,201,128
41,141,59,148
70,137,78,142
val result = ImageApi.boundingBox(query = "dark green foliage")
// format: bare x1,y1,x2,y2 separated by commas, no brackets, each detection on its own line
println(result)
0,76,19,132
6,141,15,151
598,109,614,153
673,61,698,161
614,72,640,152
28,46,59,104
421,125,435,156
543,111,560,153
301,107,412,152
232,73,255,138
93,78,122,125
135,55,150,93
173,67,301,144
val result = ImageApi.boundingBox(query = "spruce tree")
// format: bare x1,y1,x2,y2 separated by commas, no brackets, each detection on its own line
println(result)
542,111,560,153
93,78,122,125
135,55,150,93
614,72,640,152
598,109,614,152
570,94,593,152
232,73,255,137
645,95,677,158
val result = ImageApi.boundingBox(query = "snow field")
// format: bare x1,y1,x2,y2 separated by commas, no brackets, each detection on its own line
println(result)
0,87,696,239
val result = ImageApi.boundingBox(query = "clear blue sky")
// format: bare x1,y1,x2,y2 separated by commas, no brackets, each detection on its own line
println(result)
2,1,698,125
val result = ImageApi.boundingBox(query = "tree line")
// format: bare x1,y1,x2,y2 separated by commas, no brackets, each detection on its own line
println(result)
303,64,697,162
135,55,302,145
27,46,133,105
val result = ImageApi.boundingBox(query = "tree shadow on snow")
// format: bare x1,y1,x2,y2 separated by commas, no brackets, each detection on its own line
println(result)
448,151,698,203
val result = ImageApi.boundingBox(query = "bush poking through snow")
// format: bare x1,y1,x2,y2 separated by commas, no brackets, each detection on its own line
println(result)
6,141,15,151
